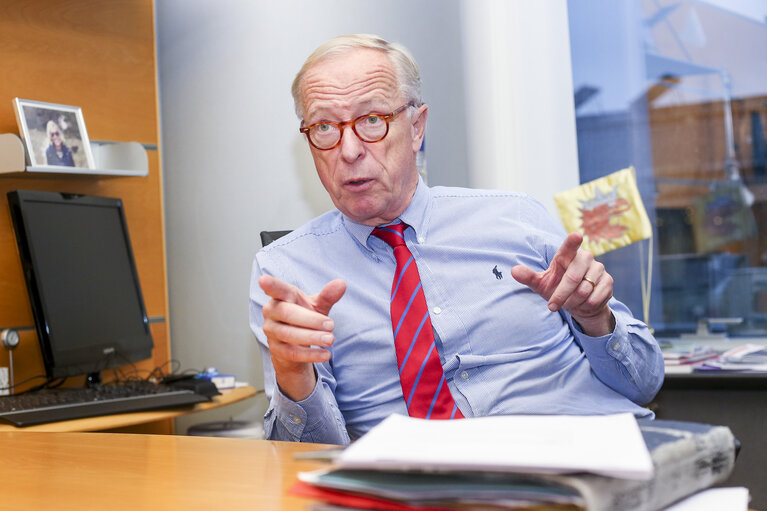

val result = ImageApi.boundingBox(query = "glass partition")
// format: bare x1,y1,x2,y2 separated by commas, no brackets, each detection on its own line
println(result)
567,0,767,338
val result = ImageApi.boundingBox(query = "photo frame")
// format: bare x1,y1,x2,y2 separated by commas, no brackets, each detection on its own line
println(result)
13,98,95,170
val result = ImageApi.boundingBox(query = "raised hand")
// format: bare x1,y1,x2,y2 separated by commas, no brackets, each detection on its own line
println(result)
259,275,346,401
510,232,615,336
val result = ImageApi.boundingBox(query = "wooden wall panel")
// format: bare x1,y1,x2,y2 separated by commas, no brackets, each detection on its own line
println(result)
0,1,159,144
0,1,171,432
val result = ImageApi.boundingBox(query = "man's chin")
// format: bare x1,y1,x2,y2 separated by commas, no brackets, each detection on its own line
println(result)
340,203,388,226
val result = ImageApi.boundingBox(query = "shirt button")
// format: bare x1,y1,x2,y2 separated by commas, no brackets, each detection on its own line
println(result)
613,343,619,350
433,306,442,315
417,236,425,243
292,416,302,424
460,371,469,380
371,253,378,259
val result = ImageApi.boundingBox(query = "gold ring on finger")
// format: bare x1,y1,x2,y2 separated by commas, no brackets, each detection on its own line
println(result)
582,276,597,290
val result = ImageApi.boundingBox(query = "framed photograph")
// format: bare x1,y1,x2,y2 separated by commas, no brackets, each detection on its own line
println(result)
13,98,95,170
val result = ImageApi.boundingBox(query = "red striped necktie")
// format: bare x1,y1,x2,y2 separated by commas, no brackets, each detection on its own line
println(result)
372,222,463,420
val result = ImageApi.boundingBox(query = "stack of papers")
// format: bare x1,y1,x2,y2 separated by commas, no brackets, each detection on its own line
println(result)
297,469,585,509
702,343,767,371
663,344,720,373
335,413,652,478
663,344,719,366
292,413,653,510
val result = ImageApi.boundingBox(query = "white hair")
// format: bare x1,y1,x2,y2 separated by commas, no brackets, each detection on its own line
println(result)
291,34,422,120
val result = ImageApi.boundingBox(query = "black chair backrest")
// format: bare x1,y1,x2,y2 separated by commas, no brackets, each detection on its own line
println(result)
260,230,292,247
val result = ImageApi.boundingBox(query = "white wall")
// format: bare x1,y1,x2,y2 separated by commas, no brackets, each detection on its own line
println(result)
155,0,578,432
156,0,469,432
461,0,580,213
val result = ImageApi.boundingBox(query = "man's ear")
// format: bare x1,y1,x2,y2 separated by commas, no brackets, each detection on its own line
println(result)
411,104,428,152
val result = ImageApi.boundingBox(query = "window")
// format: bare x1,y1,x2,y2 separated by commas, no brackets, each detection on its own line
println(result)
568,0,767,337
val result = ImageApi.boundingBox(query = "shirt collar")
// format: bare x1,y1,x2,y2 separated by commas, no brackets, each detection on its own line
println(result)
342,176,432,247
399,176,430,238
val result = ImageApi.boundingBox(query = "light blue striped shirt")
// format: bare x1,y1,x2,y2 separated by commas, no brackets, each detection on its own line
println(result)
249,178,664,445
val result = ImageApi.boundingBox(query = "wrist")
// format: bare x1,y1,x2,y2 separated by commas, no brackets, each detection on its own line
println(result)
274,362,317,402
573,307,616,337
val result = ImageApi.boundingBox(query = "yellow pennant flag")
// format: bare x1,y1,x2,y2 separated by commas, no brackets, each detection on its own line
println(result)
554,166,652,256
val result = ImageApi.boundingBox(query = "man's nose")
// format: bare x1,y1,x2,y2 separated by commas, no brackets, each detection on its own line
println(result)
339,126,364,162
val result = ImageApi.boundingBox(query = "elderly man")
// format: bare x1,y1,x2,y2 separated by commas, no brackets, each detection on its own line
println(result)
249,34,664,445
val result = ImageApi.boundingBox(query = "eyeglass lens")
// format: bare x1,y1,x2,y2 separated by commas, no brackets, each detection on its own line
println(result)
309,114,388,149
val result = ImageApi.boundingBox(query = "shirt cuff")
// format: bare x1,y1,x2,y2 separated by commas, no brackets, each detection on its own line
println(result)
572,308,631,364
269,375,348,443
269,378,320,439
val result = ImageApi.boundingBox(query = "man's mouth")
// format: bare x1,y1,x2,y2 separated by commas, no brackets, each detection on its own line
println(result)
346,178,372,186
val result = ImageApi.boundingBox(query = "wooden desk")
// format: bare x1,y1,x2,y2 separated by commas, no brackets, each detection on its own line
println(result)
0,385,259,433
0,430,753,511
0,430,327,510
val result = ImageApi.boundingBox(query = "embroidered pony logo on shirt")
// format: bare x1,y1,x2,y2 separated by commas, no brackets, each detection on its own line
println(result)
492,265,503,280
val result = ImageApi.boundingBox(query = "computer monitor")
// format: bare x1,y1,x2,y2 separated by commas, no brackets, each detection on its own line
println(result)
7,190,153,381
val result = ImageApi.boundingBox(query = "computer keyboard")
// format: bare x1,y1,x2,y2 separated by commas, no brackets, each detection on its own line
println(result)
0,380,210,427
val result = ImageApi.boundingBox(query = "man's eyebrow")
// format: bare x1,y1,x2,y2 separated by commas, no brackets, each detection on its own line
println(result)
305,101,383,124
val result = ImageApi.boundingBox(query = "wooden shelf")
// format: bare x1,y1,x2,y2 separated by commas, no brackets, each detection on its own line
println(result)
0,133,148,177
0,385,260,433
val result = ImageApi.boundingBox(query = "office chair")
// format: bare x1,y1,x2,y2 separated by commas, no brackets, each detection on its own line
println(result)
259,230,292,247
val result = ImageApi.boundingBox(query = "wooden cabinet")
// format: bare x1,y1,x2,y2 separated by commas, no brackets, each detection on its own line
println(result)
0,1,173,433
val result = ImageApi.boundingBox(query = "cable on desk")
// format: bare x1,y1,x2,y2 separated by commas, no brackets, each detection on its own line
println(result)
0,374,54,395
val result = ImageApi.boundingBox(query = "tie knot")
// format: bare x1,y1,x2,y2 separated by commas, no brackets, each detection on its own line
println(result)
372,222,407,248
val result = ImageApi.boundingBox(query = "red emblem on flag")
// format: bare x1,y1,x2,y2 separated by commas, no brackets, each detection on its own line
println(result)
579,187,631,243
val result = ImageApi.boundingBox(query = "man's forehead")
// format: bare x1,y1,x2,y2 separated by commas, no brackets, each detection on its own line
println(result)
300,49,400,116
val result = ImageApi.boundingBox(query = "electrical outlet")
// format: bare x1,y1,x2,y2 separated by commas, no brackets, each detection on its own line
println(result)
0,367,8,396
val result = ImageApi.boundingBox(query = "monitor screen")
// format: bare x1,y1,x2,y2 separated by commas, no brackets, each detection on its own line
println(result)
8,190,153,380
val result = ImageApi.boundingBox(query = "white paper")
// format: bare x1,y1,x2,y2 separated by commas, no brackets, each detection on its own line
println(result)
337,413,653,480
662,487,749,511
663,364,695,374
720,344,767,362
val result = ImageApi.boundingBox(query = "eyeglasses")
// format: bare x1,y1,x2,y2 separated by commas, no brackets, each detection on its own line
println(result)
300,104,411,150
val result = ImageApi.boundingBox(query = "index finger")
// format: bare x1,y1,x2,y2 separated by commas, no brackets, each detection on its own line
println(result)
551,232,584,270
547,249,592,311
260,275,335,334
259,274,311,308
